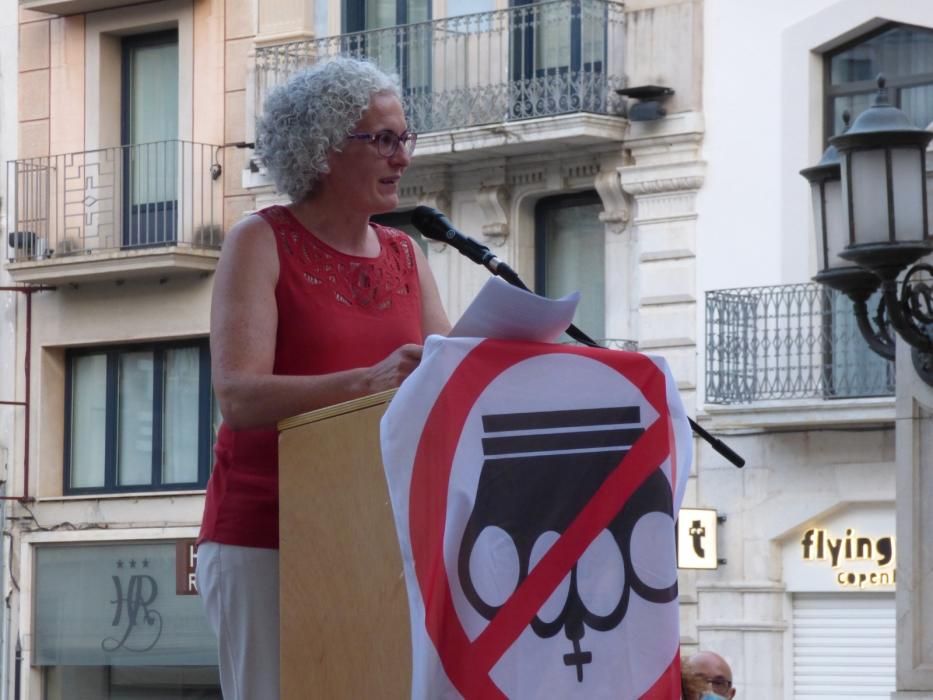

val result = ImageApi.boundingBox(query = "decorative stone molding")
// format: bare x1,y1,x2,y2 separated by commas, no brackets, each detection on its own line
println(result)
618,161,707,225
594,155,631,234
616,113,706,229
476,185,511,246
399,168,451,213
563,159,601,186
622,175,705,196
506,165,546,189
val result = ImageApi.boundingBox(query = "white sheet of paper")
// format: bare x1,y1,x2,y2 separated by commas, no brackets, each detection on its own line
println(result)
449,277,580,343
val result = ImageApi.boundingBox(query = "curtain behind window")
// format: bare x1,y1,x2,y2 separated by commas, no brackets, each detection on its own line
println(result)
163,347,200,484
70,355,107,489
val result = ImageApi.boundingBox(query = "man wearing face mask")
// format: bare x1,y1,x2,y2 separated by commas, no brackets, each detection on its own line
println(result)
682,650,736,700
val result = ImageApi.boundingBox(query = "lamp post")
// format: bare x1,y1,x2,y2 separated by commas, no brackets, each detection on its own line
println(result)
803,75,933,382
803,75,933,698
800,111,894,360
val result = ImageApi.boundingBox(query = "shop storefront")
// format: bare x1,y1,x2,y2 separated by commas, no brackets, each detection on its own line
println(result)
782,504,895,700
33,539,219,699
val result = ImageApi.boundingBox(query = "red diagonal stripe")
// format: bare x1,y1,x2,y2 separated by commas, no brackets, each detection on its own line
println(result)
468,419,669,674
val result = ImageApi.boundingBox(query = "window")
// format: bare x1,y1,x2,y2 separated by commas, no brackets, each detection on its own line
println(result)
510,0,608,116
121,30,180,247
825,24,933,135
343,0,431,102
535,191,605,340
64,340,213,494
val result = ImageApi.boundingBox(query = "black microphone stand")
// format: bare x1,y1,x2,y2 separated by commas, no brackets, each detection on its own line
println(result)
471,253,745,468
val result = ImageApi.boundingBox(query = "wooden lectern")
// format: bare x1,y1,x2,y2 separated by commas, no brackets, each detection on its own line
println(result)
277,389,411,698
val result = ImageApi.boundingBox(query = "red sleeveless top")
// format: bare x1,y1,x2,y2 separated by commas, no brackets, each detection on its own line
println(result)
199,205,424,549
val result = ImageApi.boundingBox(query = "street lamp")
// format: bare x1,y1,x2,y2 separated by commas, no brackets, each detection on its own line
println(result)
801,112,893,360
803,75,933,383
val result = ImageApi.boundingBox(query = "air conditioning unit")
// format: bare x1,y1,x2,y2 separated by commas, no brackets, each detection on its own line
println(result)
8,231,35,261
7,231,48,261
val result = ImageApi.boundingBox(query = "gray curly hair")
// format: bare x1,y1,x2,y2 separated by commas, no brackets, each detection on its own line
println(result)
257,57,402,202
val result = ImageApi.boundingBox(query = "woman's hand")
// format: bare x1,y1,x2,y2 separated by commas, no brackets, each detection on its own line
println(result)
364,343,424,393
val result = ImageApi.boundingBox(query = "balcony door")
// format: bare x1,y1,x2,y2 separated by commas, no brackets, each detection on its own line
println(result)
121,31,179,248
343,0,431,120
510,0,606,118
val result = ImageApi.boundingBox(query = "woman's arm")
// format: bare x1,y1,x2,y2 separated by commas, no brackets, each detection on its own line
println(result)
412,242,452,337
210,216,423,430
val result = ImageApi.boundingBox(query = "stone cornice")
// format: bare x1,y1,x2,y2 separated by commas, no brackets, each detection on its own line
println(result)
619,160,707,197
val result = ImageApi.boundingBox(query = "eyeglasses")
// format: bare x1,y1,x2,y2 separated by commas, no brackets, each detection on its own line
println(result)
698,675,732,694
346,130,417,158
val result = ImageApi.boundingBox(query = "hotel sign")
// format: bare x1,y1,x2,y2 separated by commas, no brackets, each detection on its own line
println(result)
34,541,217,666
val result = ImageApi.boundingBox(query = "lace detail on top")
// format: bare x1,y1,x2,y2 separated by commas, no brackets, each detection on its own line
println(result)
263,205,417,312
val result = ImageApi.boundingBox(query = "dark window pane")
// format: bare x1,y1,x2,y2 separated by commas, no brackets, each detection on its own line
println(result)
830,26,933,86
828,25,933,132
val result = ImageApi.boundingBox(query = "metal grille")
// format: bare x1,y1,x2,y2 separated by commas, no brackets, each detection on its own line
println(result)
255,0,625,134
706,283,895,404
6,140,224,262
564,338,638,352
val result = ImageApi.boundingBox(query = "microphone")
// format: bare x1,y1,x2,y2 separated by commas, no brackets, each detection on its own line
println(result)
411,206,495,267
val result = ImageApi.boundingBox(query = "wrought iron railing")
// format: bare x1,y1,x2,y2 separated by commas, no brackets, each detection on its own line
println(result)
255,0,625,134
564,338,638,351
6,140,224,262
706,283,895,404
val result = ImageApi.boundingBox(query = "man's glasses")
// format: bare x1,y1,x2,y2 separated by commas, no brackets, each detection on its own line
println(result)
698,675,732,694
346,130,417,158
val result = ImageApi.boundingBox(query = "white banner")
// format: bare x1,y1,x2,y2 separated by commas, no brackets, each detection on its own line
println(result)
381,336,692,699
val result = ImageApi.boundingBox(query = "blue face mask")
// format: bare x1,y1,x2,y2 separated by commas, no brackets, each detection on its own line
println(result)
700,693,728,700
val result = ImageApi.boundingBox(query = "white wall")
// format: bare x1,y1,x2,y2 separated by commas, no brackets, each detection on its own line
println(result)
698,0,933,298
697,0,841,296
692,3,933,695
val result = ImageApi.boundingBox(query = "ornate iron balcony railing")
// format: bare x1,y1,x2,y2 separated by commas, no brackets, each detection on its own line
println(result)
706,283,895,404
255,0,625,134
564,338,638,351
6,140,224,262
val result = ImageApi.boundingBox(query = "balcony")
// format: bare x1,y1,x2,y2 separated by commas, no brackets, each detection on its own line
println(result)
706,283,895,408
19,0,138,16
5,140,224,285
254,0,626,164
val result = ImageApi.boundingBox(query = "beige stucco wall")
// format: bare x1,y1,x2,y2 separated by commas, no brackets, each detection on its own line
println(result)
30,276,213,499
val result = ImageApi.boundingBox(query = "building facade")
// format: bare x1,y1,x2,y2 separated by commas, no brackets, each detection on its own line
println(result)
1,0,930,697
695,2,931,697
